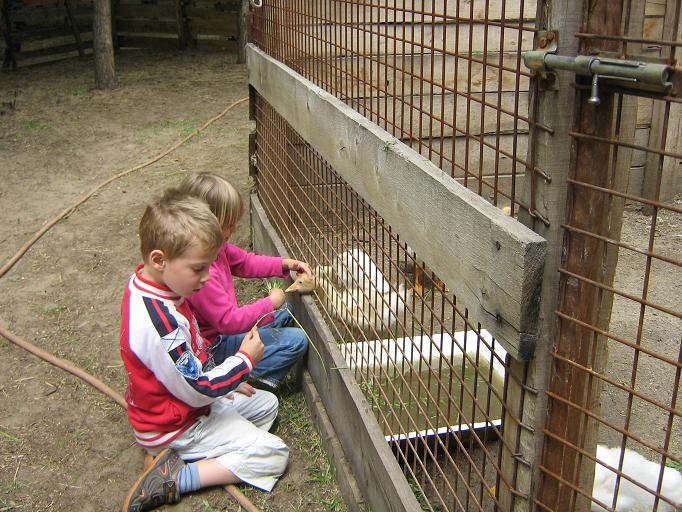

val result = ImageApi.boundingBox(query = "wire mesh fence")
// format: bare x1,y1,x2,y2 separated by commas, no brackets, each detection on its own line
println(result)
248,0,681,511
253,91,534,511
252,0,543,219
536,1,682,507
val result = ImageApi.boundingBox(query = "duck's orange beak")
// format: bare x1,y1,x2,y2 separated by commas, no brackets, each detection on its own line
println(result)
284,282,299,293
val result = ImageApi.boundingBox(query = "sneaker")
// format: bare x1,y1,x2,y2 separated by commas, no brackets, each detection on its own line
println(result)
249,376,279,393
122,448,184,512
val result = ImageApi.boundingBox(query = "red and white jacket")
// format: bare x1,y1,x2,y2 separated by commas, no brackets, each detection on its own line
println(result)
120,266,255,448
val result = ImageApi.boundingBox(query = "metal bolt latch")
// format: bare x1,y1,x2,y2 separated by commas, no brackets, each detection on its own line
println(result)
524,38,673,105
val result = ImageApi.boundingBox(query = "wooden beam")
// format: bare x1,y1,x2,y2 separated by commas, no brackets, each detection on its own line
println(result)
247,43,545,361
534,0,637,510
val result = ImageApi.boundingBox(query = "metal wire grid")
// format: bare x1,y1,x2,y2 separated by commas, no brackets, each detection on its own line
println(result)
251,0,546,219
254,92,533,511
536,3,682,509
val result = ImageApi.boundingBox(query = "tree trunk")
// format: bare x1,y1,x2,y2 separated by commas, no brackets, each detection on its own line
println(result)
93,0,118,90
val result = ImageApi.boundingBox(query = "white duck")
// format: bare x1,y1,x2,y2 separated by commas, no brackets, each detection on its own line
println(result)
333,248,391,294
285,264,413,332
591,444,682,512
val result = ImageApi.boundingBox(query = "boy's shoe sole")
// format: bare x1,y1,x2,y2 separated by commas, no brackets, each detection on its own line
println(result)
249,377,279,393
122,448,183,512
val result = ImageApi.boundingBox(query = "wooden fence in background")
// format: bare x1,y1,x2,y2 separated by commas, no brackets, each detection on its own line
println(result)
1,0,241,68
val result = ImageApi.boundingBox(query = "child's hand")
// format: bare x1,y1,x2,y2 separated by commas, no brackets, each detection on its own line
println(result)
283,258,313,278
227,382,256,399
269,287,286,309
240,328,264,362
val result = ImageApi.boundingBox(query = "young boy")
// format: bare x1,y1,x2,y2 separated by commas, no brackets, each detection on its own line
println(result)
120,189,288,512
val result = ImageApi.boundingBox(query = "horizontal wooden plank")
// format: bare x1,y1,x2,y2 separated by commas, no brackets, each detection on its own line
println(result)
116,5,176,18
16,39,93,59
15,47,93,67
290,0,536,24
355,90,529,138
294,22,535,56
116,34,181,49
115,0,174,5
248,44,546,359
187,17,239,36
186,6,240,17
19,32,93,52
320,52,529,98
116,18,178,34
644,0,666,16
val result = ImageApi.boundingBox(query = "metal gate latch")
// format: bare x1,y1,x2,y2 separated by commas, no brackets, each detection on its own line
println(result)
524,33,673,105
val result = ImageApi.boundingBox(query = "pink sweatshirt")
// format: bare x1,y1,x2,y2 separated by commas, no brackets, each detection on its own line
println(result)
187,243,289,342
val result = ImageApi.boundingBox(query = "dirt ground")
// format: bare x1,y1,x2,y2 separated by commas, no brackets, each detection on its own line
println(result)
0,50,346,511
1,47,680,512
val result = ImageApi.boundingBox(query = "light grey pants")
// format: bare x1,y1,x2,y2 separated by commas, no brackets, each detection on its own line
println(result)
151,390,289,492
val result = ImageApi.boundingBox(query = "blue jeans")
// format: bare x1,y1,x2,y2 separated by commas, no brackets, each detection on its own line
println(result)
205,308,308,388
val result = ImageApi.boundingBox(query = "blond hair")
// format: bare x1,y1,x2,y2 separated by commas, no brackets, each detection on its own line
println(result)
139,188,224,261
179,172,244,229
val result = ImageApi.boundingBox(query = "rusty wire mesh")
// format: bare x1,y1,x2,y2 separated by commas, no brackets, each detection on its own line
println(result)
249,0,681,511
252,0,543,219
535,1,682,511
254,91,532,511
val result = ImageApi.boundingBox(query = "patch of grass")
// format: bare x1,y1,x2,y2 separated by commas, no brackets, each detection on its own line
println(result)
407,477,431,511
382,138,397,151
43,304,68,316
200,499,218,512
0,430,21,443
666,460,682,473
265,278,285,292
144,118,196,137
322,497,344,510
22,119,49,132
279,390,337,485
308,464,334,484
71,84,89,96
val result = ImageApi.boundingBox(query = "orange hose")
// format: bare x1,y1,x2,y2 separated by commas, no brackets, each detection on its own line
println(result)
0,323,259,510
0,97,261,512
0,322,128,408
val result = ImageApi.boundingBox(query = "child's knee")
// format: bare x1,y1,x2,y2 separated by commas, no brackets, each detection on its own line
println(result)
271,440,290,475
293,329,308,354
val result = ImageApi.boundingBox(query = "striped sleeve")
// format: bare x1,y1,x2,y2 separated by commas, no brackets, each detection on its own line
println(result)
168,344,253,398
132,298,253,406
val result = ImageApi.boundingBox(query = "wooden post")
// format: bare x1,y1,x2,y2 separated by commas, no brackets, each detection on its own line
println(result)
1,0,18,70
111,0,119,52
65,0,85,58
496,1,585,510
238,0,251,64
175,0,190,50
533,0,637,510
93,0,118,90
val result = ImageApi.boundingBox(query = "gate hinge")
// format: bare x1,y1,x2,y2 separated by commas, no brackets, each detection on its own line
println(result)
524,32,673,105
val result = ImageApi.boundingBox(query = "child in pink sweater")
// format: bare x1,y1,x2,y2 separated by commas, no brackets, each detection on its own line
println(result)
180,172,312,391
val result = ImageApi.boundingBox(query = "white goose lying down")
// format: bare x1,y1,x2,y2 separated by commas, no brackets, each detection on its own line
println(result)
591,444,682,512
285,254,413,332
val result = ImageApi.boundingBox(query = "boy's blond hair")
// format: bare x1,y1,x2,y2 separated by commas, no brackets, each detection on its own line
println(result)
139,188,224,261
179,172,244,229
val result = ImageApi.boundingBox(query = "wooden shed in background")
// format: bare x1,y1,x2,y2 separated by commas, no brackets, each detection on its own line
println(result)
1,0,246,68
